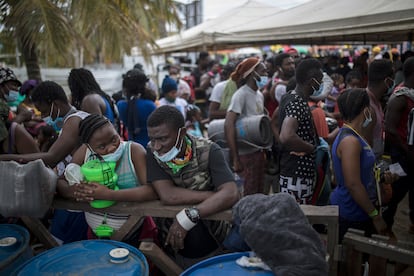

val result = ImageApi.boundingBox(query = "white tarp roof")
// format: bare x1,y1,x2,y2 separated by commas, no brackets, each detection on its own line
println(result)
220,0,414,45
154,0,280,53
154,0,414,53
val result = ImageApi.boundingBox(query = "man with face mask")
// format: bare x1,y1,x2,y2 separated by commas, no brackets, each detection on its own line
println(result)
363,59,394,160
224,57,269,196
383,56,414,234
146,105,239,268
0,67,32,124
277,58,322,204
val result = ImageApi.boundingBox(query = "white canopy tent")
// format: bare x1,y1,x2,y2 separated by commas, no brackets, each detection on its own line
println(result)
154,0,281,53
154,0,414,54
220,0,414,45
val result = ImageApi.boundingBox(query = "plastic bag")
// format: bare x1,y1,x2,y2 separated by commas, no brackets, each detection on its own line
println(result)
0,159,57,218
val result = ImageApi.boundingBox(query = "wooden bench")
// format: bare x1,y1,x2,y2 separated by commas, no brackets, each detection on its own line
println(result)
24,198,339,276
340,229,414,276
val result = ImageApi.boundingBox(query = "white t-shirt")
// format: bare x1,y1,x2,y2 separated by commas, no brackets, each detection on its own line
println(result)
227,84,265,155
228,84,264,117
275,83,287,104
209,80,228,103
178,79,191,98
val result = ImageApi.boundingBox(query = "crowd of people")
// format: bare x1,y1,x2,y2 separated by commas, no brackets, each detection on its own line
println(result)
0,46,413,273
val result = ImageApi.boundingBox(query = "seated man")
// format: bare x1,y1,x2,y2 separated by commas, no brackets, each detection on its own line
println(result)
146,105,239,267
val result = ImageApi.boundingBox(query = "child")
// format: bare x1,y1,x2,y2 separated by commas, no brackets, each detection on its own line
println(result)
37,125,57,152
324,73,344,113
185,104,205,138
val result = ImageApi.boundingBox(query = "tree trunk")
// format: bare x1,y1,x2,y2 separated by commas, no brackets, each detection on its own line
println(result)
20,40,42,81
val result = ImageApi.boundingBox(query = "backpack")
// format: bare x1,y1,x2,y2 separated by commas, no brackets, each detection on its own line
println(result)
309,103,332,205
310,137,331,206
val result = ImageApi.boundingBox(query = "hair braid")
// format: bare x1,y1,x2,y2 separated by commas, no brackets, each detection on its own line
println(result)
79,114,110,144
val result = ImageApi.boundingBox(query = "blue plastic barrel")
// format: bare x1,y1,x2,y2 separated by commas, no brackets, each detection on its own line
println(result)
181,252,274,276
0,224,32,276
13,240,148,276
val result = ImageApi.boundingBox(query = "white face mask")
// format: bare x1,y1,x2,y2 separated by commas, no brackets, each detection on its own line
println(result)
153,128,183,162
88,141,125,162
362,108,372,128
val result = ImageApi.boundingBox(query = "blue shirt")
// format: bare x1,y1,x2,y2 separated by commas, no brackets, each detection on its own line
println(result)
102,96,115,124
117,98,156,147
330,127,377,221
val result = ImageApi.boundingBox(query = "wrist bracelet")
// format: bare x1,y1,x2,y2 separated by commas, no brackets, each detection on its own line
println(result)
368,209,379,218
176,208,197,231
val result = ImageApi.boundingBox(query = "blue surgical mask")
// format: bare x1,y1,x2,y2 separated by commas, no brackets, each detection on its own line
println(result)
5,90,19,103
43,102,63,132
153,128,183,162
254,72,268,89
93,141,125,162
362,108,372,128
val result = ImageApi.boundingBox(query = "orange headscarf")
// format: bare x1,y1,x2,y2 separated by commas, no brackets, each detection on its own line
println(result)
230,57,260,83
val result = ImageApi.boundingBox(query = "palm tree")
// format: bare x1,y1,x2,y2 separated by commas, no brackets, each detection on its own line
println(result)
0,0,181,80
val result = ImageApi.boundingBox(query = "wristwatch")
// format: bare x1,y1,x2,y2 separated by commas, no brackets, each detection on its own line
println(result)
185,207,200,224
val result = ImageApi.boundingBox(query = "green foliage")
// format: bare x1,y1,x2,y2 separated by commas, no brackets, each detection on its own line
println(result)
0,0,181,69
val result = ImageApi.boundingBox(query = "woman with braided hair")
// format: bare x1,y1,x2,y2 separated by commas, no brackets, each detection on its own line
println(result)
68,68,118,125
116,69,157,147
58,113,157,242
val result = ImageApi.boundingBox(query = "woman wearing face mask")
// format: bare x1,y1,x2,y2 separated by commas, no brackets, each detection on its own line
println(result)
58,114,158,242
330,88,391,242
224,57,268,195
0,67,33,124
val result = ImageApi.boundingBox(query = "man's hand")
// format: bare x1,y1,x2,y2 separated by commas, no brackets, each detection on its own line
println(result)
383,171,399,183
166,219,188,251
372,215,389,236
232,158,243,173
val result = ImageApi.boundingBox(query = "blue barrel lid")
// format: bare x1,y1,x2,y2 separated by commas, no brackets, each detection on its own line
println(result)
0,224,30,269
181,252,275,276
15,240,148,276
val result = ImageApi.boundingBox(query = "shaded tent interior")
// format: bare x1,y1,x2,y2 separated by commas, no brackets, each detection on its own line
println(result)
154,0,414,54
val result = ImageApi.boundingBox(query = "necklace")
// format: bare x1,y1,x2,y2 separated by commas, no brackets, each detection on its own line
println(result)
342,123,371,149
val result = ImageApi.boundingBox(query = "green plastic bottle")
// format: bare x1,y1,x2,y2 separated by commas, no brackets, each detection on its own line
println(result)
81,159,118,208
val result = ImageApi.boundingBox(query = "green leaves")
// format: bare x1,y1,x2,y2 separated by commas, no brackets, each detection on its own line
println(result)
0,0,181,67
